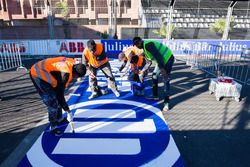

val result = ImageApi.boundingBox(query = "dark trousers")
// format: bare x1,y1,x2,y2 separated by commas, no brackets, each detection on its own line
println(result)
89,62,118,94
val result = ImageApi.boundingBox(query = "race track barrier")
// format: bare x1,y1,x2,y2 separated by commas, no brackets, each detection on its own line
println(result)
0,42,27,72
179,41,250,85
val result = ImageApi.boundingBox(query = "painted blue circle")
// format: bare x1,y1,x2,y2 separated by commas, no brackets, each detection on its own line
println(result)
41,102,170,167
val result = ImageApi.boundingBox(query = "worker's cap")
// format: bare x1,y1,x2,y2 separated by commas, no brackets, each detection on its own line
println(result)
73,64,86,77
132,37,142,46
87,39,96,52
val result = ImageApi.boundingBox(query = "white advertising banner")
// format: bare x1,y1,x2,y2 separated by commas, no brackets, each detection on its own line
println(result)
0,39,101,56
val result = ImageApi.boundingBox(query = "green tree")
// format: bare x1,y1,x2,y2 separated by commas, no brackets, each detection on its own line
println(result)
56,1,70,39
153,24,177,38
97,30,109,39
209,17,236,36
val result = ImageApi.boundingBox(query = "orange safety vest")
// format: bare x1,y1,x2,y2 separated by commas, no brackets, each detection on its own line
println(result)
131,55,144,70
83,43,108,68
124,46,143,61
30,57,74,88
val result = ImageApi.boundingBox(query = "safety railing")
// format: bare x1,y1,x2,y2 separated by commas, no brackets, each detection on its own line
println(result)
184,43,250,85
196,44,223,76
0,43,27,72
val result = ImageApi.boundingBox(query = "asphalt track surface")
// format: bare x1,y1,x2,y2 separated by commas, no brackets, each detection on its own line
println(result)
0,59,249,167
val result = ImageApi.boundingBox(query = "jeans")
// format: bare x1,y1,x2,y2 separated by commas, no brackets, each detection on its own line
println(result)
152,55,174,103
30,74,62,127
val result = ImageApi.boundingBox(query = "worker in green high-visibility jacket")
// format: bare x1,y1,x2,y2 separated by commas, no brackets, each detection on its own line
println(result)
133,37,175,111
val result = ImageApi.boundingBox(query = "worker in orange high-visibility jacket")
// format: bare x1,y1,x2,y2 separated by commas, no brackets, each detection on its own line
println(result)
118,45,144,73
82,39,120,99
129,54,152,83
125,53,152,96
30,57,86,136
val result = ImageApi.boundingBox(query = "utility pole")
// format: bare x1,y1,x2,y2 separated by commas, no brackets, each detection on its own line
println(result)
47,0,54,39
108,0,117,39
166,0,175,40
222,1,237,40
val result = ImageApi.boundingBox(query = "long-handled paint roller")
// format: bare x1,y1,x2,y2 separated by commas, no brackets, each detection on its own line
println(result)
69,121,75,133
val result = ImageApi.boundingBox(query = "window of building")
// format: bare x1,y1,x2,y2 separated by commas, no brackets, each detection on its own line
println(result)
3,0,7,11
91,0,94,11
97,18,108,25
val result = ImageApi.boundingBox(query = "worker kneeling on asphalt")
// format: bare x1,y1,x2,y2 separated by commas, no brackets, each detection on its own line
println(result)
127,54,151,96
30,57,86,136
82,39,120,99
133,37,175,111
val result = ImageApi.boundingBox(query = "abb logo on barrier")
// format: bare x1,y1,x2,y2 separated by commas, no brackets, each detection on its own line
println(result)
59,42,85,53
0,43,26,53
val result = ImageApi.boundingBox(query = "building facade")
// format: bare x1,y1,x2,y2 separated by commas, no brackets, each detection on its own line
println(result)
0,0,142,39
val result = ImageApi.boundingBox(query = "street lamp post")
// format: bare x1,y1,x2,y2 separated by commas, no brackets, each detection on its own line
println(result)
222,1,237,40
166,0,175,40
47,0,54,39
108,0,117,39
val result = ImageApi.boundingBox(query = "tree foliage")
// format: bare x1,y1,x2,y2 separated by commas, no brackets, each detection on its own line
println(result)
55,1,69,18
153,24,176,38
209,17,236,35
55,1,70,39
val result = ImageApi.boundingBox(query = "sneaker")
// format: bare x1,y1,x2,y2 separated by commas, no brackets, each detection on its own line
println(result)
114,91,120,97
163,103,169,112
146,94,159,100
51,128,63,136
88,92,98,99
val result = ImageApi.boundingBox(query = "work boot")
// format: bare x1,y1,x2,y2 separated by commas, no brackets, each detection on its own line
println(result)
50,126,63,137
162,102,169,112
88,92,98,99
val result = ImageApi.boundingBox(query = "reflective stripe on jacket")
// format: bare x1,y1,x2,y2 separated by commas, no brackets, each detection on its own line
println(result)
83,43,108,68
30,57,74,88
143,40,172,65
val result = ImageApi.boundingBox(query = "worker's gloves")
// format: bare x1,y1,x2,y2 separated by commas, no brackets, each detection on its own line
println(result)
67,111,73,122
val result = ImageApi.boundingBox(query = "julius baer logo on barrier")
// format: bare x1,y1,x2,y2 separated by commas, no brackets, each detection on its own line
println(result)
0,40,249,56
165,40,249,55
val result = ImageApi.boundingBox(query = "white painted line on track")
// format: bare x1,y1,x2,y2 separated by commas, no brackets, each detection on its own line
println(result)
75,109,136,118
52,138,141,155
64,119,156,133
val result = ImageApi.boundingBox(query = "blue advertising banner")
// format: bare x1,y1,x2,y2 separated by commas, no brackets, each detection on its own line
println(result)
164,39,250,55
101,40,132,58
101,39,250,58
